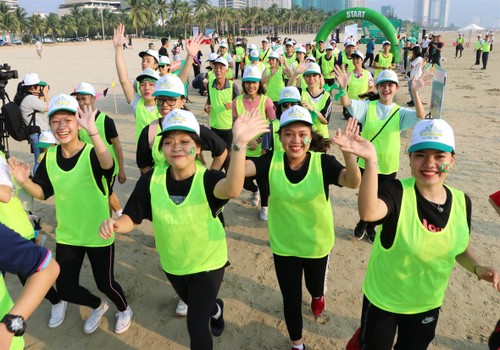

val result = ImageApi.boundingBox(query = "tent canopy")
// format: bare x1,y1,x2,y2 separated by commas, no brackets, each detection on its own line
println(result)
458,23,485,32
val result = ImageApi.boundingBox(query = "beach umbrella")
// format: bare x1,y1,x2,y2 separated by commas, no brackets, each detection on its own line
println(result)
458,23,485,43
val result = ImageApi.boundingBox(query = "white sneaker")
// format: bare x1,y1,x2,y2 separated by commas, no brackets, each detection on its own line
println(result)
175,299,188,316
48,300,68,328
250,191,260,207
84,299,109,334
114,306,133,334
259,207,268,221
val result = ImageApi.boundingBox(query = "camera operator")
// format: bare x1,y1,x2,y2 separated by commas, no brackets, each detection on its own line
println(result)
14,73,50,174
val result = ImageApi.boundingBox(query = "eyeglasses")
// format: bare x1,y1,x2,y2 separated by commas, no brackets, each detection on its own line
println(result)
156,97,178,106
281,102,298,109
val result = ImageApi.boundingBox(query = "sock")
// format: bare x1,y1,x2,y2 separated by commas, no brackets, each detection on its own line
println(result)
292,344,304,350
212,304,221,319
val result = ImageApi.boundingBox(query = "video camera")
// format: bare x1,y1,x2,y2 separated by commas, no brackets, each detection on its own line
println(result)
0,63,18,96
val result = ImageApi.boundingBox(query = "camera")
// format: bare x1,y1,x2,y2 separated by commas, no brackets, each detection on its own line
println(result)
0,63,18,88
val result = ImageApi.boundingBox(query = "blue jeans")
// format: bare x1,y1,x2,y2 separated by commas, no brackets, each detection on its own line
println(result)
408,79,414,103
29,133,41,174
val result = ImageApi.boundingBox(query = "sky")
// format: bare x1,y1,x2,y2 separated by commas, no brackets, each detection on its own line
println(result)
19,0,500,28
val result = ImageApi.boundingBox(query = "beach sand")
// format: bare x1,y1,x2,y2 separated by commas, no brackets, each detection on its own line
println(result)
2,31,499,349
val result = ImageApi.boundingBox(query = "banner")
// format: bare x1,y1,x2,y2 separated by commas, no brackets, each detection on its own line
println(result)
192,27,199,37
430,64,446,119
361,18,402,43
344,24,358,42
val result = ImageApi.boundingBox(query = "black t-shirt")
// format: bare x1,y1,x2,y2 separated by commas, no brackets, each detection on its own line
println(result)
376,179,472,249
136,123,227,169
296,88,332,123
251,151,345,199
158,47,168,57
430,42,443,58
97,110,119,144
33,144,114,199
123,168,228,224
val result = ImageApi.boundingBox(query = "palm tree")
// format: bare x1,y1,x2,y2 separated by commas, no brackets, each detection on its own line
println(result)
0,3,18,34
59,15,77,38
177,1,192,39
192,0,211,14
155,0,169,30
126,0,148,36
27,14,45,40
13,6,28,36
45,13,61,40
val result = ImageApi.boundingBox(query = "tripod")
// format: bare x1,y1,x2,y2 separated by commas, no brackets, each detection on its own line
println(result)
0,85,11,158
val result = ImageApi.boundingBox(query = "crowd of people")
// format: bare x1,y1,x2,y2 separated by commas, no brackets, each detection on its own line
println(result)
1,23,499,350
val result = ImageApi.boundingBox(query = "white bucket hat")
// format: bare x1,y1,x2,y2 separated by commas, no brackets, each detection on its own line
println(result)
139,49,159,63
136,68,160,82
159,55,171,66
304,63,322,76
36,131,58,148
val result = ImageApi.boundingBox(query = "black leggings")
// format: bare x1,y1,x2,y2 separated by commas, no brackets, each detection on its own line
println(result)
482,52,490,69
165,267,225,350
244,156,270,207
55,243,128,311
273,253,330,341
211,127,233,171
359,295,440,350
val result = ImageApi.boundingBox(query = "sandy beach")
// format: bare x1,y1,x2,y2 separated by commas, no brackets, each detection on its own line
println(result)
1,31,499,349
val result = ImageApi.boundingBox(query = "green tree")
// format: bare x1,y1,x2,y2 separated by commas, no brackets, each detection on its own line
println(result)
45,13,61,39
13,6,28,36
0,3,18,33
27,14,45,39
126,0,148,36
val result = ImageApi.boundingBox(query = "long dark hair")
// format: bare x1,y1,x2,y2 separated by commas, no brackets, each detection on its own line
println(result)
242,81,266,96
13,82,30,105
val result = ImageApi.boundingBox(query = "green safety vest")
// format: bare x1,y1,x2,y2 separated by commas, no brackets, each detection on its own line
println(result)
268,151,334,257
79,112,118,177
375,53,394,79
270,119,283,153
482,41,491,53
209,80,234,130
301,89,330,139
476,40,483,50
222,53,233,79
264,67,285,102
235,95,270,157
46,145,113,247
234,47,245,63
315,49,326,61
457,37,464,44
357,101,400,174
0,275,24,349
150,163,227,275
341,51,355,73
347,70,370,100
135,98,161,144
320,55,336,79
149,119,165,168
363,178,469,314
283,53,296,79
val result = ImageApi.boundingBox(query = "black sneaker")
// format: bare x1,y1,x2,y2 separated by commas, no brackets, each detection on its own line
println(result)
407,101,415,107
353,222,366,240
211,298,225,337
366,225,376,244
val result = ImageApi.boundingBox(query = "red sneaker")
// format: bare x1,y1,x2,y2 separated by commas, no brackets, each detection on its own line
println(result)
346,327,361,350
311,296,325,316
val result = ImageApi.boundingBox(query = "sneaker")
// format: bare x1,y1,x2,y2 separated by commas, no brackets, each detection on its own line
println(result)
210,298,225,337
250,191,260,207
291,345,306,350
114,306,133,334
83,299,109,334
48,300,68,328
175,299,188,317
259,207,268,221
311,296,325,316
366,225,376,244
407,101,415,107
353,222,366,240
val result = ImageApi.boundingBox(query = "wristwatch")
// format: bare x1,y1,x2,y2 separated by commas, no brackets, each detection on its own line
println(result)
231,143,245,152
1,314,26,336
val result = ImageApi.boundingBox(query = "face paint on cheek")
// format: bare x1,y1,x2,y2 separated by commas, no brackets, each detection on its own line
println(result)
189,146,196,156
303,137,311,145
439,164,450,173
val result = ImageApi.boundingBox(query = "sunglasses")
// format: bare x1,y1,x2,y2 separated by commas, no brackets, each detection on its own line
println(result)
155,97,178,106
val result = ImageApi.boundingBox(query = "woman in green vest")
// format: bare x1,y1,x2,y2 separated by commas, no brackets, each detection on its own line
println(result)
338,118,500,349
455,32,464,58
261,51,285,108
482,33,492,70
234,40,246,79
8,94,132,335
245,107,361,350
373,41,395,80
342,50,374,120
99,108,269,350
232,65,276,220
335,66,426,243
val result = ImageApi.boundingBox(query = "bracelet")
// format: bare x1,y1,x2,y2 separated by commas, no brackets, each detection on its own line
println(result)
88,132,99,137
473,265,481,280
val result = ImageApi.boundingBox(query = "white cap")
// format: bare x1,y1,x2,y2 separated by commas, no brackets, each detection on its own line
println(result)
285,40,294,46
279,86,301,104
22,73,41,86
352,50,365,61
249,49,260,60
220,42,228,48
375,69,399,85
304,63,322,76
280,106,313,127
331,40,337,44
295,46,306,54
248,44,258,50
408,119,455,153
48,94,79,117
382,40,391,46
306,56,316,62
152,75,185,97
36,130,58,148
242,66,262,82
71,82,96,97
139,49,159,62
214,56,229,67
159,55,171,66
159,109,200,136
208,52,218,61
136,68,160,82
344,40,355,47
262,38,269,43
236,40,242,45
326,45,333,50
268,52,280,60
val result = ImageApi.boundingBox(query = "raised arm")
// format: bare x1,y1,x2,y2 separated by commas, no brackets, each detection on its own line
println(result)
333,64,351,107
331,118,361,189
178,34,204,83
7,158,45,200
113,24,135,104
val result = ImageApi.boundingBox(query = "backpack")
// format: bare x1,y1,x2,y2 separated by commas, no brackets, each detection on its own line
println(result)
1,102,40,142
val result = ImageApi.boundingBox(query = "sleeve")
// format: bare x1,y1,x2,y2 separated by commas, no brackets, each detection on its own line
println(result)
465,193,472,231
32,156,53,199
200,125,226,157
25,95,47,113
347,99,369,123
374,54,380,63
367,71,374,87
321,154,345,187
377,179,403,219
123,171,153,224
136,126,154,169
264,98,276,120
104,115,119,143
398,107,420,130
0,157,13,188
204,170,229,217
129,93,141,113
319,95,332,122
0,223,52,276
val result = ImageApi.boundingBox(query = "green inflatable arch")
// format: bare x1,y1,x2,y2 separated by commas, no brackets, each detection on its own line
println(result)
315,7,400,63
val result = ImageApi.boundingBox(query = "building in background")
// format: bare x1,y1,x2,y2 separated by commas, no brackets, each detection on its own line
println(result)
219,0,291,9
345,0,366,8
381,5,394,18
292,0,344,13
58,0,122,16
414,0,450,28
0,0,18,11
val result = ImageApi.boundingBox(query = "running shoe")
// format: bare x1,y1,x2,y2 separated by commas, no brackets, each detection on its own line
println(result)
250,191,260,207
366,225,376,244
259,207,268,221
48,300,67,328
311,296,325,316
176,299,188,316
210,298,225,337
353,222,366,240
83,299,109,334
291,345,306,350
115,305,133,334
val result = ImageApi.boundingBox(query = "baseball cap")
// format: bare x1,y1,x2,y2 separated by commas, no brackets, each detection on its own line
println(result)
36,130,58,148
249,49,260,61
159,109,200,136
382,40,391,46
242,66,262,82
295,46,306,54
136,68,160,82
139,49,159,63
262,38,269,43
280,106,313,128
208,52,218,61
351,50,365,60
285,40,294,46
326,45,333,50
152,75,185,97
248,44,258,51
48,94,79,118
214,56,229,67
71,82,96,97
407,119,455,153
278,86,301,104
318,39,325,43
159,55,171,66
220,42,228,48
22,73,41,86
375,69,399,85
304,63,322,76
268,52,280,60
331,40,337,44
236,40,242,45
306,56,316,62
344,40,355,47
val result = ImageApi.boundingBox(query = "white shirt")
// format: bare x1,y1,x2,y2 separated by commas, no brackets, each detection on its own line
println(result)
0,156,13,189
19,94,49,131
410,56,423,80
